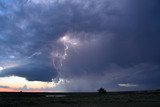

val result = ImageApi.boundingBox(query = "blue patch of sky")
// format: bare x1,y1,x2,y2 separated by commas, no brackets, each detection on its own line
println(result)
1,0,14,5
0,0,14,15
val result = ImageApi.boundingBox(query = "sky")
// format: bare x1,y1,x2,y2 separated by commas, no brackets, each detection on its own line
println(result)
0,0,160,92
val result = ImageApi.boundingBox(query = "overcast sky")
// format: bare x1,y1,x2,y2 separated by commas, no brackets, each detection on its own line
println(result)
0,0,160,92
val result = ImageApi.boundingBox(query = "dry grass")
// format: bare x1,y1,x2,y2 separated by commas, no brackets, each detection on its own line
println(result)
0,92,160,107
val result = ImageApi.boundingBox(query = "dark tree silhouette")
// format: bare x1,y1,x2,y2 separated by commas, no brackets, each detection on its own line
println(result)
97,88,107,94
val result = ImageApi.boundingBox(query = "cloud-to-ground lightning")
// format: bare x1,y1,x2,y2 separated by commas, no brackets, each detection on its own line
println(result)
51,34,80,70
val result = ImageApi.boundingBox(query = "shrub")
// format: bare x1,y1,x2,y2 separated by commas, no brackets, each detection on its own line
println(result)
97,88,107,94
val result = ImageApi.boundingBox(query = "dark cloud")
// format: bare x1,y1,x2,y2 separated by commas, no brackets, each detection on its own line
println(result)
0,61,57,82
0,85,9,88
0,0,160,91
0,0,122,82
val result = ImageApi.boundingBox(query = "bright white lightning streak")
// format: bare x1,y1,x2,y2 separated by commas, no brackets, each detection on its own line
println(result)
63,45,68,60
60,36,79,46
59,35,79,61
52,35,79,70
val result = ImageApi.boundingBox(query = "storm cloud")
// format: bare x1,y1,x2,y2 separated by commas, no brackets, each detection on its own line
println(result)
0,0,160,91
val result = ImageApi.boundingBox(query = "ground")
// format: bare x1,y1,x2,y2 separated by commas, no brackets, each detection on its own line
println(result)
0,91,160,107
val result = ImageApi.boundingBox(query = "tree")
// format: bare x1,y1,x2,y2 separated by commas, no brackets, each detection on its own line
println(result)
97,88,107,94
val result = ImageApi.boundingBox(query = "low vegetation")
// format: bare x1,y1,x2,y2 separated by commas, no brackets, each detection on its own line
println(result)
0,91,160,107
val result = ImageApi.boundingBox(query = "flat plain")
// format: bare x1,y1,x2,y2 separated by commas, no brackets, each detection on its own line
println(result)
0,91,160,107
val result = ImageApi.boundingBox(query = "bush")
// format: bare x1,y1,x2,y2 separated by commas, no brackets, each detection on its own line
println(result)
97,88,107,94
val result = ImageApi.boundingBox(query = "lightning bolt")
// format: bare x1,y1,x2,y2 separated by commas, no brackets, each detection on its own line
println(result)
51,34,79,71
63,42,69,60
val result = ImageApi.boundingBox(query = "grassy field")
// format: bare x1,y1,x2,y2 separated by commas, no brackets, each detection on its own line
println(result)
0,91,160,107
